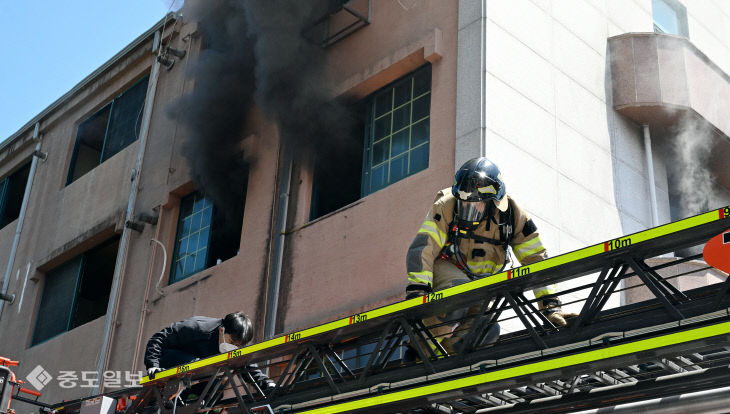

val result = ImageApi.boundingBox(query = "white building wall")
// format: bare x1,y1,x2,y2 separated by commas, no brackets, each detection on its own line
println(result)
456,0,728,320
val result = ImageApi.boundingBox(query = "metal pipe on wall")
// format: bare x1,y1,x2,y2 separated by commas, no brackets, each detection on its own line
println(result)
264,149,293,340
93,32,163,395
0,122,43,320
643,125,660,227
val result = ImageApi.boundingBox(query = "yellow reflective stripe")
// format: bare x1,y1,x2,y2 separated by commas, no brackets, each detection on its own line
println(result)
295,321,730,413
418,220,446,247
513,237,544,261
140,207,729,385
533,284,557,298
466,259,500,274
408,271,433,286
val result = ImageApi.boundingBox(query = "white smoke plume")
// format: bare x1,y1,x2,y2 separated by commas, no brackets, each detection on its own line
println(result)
668,115,719,217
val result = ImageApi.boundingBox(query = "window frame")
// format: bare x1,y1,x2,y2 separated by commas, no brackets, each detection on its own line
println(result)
66,74,150,185
0,161,31,229
361,64,432,196
169,192,215,284
31,237,119,346
652,0,689,37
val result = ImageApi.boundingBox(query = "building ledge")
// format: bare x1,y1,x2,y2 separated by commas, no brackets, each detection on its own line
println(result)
609,32,730,189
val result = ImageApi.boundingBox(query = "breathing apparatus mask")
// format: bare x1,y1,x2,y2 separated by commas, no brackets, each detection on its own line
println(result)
455,200,489,231
219,328,240,353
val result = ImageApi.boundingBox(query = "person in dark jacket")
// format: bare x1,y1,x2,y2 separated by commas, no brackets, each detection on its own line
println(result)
144,312,274,391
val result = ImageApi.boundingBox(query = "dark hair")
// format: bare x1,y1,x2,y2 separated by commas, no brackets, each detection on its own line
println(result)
222,312,253,344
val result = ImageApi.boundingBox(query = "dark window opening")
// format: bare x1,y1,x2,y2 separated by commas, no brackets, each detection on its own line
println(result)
310,64,432,220
170,184,246,284
0,162,31,229
67,75,149,184
32,236,120,345
310,106,365,220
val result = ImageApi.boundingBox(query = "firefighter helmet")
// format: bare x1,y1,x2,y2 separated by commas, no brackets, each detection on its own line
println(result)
452,157,508,212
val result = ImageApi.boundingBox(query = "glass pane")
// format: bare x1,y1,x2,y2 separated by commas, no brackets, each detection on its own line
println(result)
413,66,431,97
391,129,409,157
199,227,211,249
193,196,206,213
33,257,82,344
178,236,189,257
191,212,203,232
370,164,387,193
193,247,207,273
372,139,389,165
173,263,184,282
409,143,429,174
412,94,430,121
392,104,411,132
102,75,149,162
652,0,680,35
171,192,214,282
374,92,392,117
389,155,408,184
393,79,411,108
182,216,192,235
188,233,200,253
180,196,194,217
183,255,194,274
374,114,391,140
201,205,213,227
411,119,430,147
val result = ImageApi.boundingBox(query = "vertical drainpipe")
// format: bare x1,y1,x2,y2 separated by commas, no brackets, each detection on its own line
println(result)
93,32,163,395
264,148,293,340
643,125,660,227
480,0,487,158
0,123,43,320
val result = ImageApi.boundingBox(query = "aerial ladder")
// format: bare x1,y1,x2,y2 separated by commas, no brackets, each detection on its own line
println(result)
29,206,730,413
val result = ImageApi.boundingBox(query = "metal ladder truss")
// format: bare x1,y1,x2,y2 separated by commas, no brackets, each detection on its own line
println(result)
51,207,729,414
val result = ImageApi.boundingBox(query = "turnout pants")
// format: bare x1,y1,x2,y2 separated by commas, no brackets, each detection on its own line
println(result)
421,259,498,355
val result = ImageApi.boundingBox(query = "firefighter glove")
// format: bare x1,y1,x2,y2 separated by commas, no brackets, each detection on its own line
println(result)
539,298,578,328
405,284,432,300
147,367,163,378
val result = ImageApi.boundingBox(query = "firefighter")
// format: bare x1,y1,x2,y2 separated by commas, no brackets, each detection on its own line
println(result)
406,157,577,354
144,312,275,392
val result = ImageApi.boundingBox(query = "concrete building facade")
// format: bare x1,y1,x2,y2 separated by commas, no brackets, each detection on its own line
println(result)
0,0,727,407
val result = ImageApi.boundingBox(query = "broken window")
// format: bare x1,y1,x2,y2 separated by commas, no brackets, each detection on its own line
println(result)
170,191,245,283
362,64,431,195
0,162,31,229
309,106,365,220
32,237,119,345
309,64,432,220
66,75,150,184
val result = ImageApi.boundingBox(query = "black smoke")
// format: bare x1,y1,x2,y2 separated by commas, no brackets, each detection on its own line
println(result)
168,0,360,257
242,0,357,153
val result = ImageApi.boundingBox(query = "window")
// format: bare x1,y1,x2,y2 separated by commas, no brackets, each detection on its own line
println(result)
652,0,689,37
0,162,31,229
66,75,150,184
309,110,365,220
32,237,119,345
309,65,432,220
170,192,244,283
363,65,431,195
